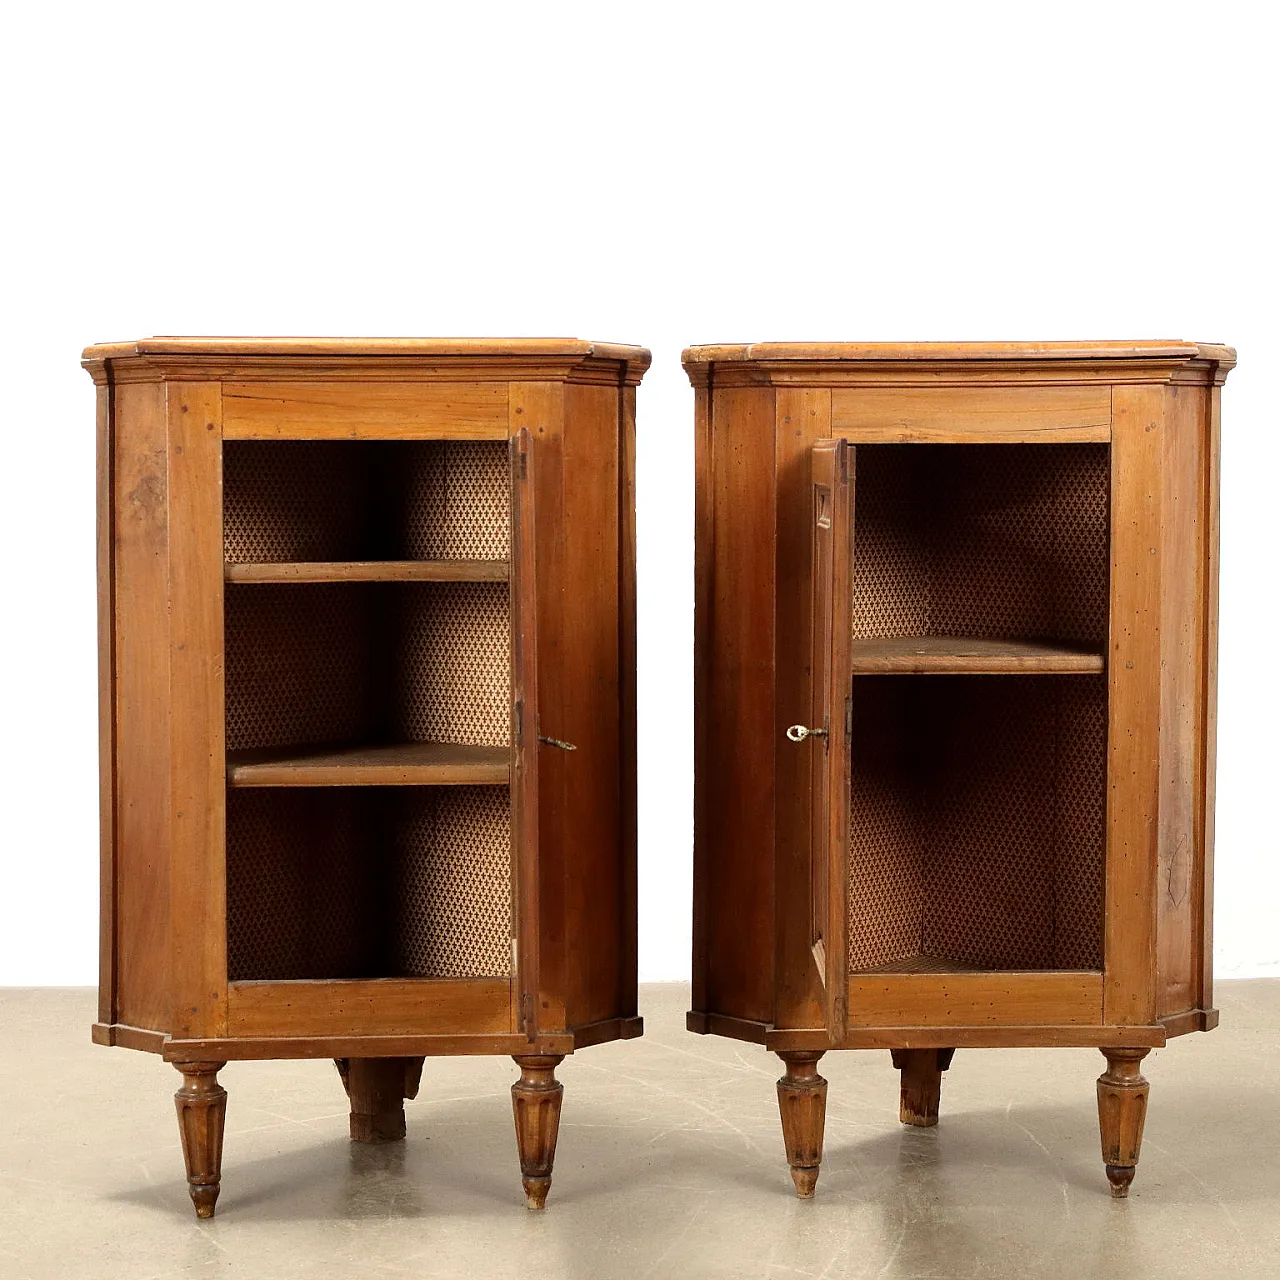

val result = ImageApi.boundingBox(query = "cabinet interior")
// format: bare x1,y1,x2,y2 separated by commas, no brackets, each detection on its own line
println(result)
227,786,512,981
852,442,1110,650
224,581,510,754
223,439,510,563
222,439,514,985
846,443,1110,975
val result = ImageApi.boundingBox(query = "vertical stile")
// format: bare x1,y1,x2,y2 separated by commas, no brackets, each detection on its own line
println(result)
809,439,853,1039
510,426,539,1038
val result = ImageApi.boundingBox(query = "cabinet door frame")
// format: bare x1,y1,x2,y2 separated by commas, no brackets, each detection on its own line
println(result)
808,438,853,1039
510,425,540,1040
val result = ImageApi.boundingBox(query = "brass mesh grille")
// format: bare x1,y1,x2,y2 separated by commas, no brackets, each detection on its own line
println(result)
225,584,375,752
393,788,512,978
227,787,512,981
847,675,1106,972
393,583,511,748
226,789,382,981
402,442,510,560
225,582,511,752
223,440,509,563
846,443,1109,973
852,444,1109,645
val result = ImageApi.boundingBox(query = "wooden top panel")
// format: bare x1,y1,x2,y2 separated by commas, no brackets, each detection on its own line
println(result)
86,335,649,361
683,340,1232,364
81,336,651,386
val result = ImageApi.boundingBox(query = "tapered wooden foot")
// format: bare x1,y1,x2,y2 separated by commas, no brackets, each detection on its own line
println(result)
173,1061,227,1219
511,1055,564,1209
890,1048,955,1127
1097,1048,1150,1198
334,1057,425,1143
776,1051,827,1197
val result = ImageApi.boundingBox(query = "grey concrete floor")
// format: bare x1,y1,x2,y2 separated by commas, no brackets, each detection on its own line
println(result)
1,983,1277,1279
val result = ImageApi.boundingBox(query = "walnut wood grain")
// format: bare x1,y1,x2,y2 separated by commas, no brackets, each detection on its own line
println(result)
848,635,1104,674
511,1055,564,1209
890,1047,955,1127
226,978,512,1039
848,972,1103,1028
89,337,645,1217
173,1061,227,1218
226,741,510,787
224,559,509,583
335,1056,425,1143
688,341,1232,1199
776,1051,827,1197
1097,1048,1150,1197
683,340,1223,364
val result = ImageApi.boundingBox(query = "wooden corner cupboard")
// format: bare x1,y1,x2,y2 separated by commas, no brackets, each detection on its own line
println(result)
685,340,1235,1198
85,336,649,1217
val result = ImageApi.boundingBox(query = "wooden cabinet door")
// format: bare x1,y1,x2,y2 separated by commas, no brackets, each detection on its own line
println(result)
806,439,853,1038
510,427,541,1039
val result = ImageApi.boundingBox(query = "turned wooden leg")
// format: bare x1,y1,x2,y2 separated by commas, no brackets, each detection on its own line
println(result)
890,1048,955,1127
776,1051,828,1197
1097,1048,1150,1198
173,1061,227,1219
334,1056,425,1143
511,1055,564,1209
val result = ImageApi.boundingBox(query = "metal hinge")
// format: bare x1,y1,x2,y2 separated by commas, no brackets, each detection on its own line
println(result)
514,700,524,745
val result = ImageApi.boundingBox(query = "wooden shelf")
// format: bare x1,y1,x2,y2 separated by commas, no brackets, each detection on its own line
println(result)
849,635,1104,674
227,741,510,787
225,560,509,584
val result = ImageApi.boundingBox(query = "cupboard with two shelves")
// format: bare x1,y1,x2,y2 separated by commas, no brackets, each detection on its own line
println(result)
87,336,648,1216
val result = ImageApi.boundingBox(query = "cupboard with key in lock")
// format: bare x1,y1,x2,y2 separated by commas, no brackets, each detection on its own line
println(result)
686,340,1234,1198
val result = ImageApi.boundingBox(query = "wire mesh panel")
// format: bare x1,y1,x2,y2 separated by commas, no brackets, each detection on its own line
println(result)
223,440,510,562
224,582,511,752
226,788,384,981
393,582,511,747
225,583,377,751
846,674,1107,973
851,444,1110,645
392,787,513,979
227,787,513,982
845,443,1110,974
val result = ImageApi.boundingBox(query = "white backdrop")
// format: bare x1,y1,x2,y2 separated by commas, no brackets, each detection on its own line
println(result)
2,1,1276,984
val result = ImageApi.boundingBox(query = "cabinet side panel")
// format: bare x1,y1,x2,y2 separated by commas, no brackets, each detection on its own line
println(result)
1156,386,1207,1018
111,381,173,1033
1104,385,1163,1025
1199,384,1223,1015
559,383,624,1029
618,386,639,1019
697,386,777,1024
96,383,116,1025
525,382,569,1031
